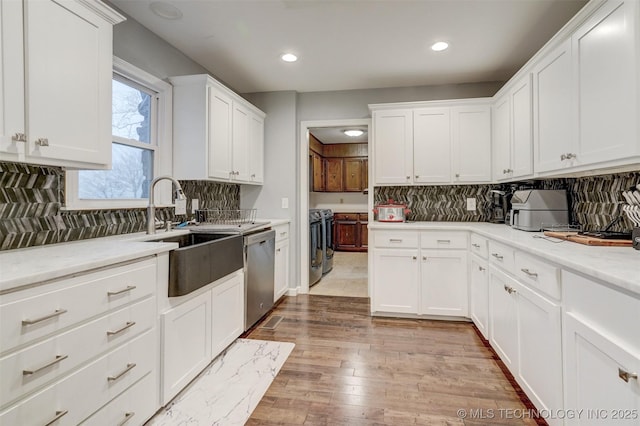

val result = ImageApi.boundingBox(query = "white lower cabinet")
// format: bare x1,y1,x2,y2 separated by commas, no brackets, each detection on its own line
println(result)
488,268,519,370
469,255,489,339
161,288,212,405
420,250,468,317
372,248,419,314
274,223,290,302
211,272,245,357
562,270,640,425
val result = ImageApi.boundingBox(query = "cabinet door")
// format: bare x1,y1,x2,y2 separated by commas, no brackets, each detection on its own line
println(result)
24,0,113,168
248,113,264,183
362,158,368,189
451,105,491,182
311,151,325,191
563,313,640,425
533,38,573,173
489,269,518,371
274,239,289,302
492,95,511,181
470,256,489,339
212,272,244,357
344,158,363,191
372,109,413,185
516,282,563,424
372,248,419,314
0,0,24,161
161,290,212,404
413,108,451,183
511,74,533,178
420,250,468,317
325,158,343,192
573,0,639,165
335,220,358,250
359,220,368,249
232,102,250,181
208,87,233,180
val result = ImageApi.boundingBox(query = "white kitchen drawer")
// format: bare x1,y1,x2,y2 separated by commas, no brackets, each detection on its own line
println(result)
0,258,156,353
514,251,561,300
373,230,419,248
420,231,468,249
0,297,155,408
80,372,156,426
488,240,515,274
469,234,488,259
0,330,155,426
273,223,289,243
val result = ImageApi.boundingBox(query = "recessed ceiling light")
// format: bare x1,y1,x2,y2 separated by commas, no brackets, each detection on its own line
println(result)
281,53,298,63
149,1,183,20
431,41,449,52
343,129,364,137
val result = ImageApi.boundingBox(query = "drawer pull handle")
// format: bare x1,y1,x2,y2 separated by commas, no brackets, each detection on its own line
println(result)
389,239,403,243
276,248,281,253
44,410,68,426
618,368,638,383
472,243,480,248
107,285,137,296
107,363,137,382
23,354,68,376
478,266,486,271
280,232,287,236
503,285,516,294
22,309,68,326
491,253,504,260
437,239,451,243
118,412,135,426
107,321,136,336
520,268,538,278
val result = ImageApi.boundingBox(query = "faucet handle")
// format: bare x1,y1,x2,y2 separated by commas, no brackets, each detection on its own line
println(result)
164,220,172,232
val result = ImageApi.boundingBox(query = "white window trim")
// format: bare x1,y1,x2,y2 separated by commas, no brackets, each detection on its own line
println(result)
64,57,174,210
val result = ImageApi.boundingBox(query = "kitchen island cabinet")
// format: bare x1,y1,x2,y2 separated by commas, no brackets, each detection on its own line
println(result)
0,0,124,169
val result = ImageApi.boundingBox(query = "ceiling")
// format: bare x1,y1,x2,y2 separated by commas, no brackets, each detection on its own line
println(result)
110,0,588,94
310,126,368,144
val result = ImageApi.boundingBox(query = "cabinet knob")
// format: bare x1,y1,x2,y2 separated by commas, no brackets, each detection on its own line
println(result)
455,173,460,178
422,256,427,261
503,169,508,174
412,256,417,260
12,132,26,142
618,368,638,383
478,266,486,271
566,153,576,160
406,176,410,180
251,174,256,178
415,175,419,179
35,137,49,147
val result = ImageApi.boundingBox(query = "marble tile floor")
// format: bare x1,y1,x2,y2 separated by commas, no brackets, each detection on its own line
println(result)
145,339,294,426
310,251,368,298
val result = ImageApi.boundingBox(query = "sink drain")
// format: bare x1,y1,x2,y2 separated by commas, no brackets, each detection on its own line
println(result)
261,315,283,330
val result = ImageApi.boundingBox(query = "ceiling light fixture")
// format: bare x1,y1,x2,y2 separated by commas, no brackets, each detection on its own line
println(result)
281,53,298,62
149,1,183,20
431,41,449,52
343,129,364,137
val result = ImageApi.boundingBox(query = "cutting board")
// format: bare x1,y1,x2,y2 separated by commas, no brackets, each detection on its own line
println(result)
543,231,633,247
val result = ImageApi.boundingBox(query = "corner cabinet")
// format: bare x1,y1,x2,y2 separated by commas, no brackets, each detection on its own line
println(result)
171,74,265,185
0,0,124,169
371,99,492,186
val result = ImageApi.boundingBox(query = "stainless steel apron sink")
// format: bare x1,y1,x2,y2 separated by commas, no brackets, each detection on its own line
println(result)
146,232,244,297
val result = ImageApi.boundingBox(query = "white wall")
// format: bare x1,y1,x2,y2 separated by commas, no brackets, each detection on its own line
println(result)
310,192,368,213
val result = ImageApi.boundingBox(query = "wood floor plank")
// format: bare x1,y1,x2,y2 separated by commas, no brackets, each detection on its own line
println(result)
246,295,546,425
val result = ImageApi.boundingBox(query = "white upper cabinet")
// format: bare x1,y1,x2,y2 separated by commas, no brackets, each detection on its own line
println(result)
0,0,123,169
451,105,492,182
413,108,451,184
493,74,533,181
171,74,266,185
372,109,413,185
572,0,639,166
532,38,574,173
371,100,492,186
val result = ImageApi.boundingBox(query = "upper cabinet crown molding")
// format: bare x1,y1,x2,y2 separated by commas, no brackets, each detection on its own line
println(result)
170,74,266,184
0,0,124,169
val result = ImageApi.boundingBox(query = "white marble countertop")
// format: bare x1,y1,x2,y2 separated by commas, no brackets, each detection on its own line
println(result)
369,221,640,297
0,219,291,294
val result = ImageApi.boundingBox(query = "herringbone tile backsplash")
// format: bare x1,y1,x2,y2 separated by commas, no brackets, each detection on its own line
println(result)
0,160,638,250
0,161,239,250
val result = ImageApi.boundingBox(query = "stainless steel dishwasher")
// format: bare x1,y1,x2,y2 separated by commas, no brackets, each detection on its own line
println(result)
244,229,275,330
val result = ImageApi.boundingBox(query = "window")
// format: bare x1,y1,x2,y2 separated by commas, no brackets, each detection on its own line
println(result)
65,58,173,209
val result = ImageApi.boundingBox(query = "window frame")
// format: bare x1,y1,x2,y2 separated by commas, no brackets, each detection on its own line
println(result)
65,57,173,210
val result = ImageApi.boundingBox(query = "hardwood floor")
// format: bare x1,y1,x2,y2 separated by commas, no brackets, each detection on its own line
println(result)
245,295,544,425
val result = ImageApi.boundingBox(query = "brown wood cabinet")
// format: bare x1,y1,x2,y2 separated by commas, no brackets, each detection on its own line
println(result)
325,158,344,192
334,213,368,252
322,157,368,192
310,151,324,192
